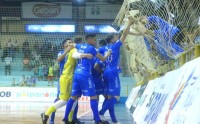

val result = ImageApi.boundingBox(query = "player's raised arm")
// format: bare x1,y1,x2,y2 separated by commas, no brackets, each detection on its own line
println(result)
120,16,134,43
95,49,111,62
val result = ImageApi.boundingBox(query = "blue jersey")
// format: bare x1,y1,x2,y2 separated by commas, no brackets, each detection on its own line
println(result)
100,40,122,71
74,44,97,76
145,15,183,56
58,50,67,76
147,15,180,38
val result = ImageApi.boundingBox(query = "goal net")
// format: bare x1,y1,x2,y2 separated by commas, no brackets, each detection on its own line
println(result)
114,0,200,83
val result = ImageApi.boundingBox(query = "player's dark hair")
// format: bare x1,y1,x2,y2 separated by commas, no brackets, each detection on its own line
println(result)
74,35,83,44
99,39,107,47
105,33,116,43
62,38,71,46
85,34,96,40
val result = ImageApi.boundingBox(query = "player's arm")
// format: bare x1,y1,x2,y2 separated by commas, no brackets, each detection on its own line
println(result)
57,45,73,62
120,16,135,43
72,50,93,59
95,49,111,62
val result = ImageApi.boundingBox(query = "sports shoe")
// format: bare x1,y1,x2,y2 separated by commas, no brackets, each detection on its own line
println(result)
100,115,106,122
40,113,49,124
63,121,74,124
95,120,109,124
49,121,54,124
72,119,83,124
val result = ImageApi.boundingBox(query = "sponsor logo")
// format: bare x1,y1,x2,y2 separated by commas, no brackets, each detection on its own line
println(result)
32,3,61,17
16,91,57,98
0,91,11,97
91,5,100,15
79,96,90,101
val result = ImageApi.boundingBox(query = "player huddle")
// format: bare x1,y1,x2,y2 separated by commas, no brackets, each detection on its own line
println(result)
40,17,133,124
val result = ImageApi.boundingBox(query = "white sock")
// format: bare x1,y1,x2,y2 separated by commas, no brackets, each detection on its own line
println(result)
54,100,67,109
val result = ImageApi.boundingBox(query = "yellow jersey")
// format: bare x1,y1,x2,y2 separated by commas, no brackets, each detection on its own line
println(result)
61,48,77,78
48,66,53,76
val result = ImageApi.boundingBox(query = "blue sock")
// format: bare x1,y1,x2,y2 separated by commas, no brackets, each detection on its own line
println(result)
102,98,108,108
90,99,101,122
73,103,78,120
63,98,75,121
109,105,117,122
99,97,117,115
49,98,59,123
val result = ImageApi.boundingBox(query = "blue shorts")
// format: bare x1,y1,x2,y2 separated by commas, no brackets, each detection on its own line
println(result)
71,74,96,97
93,76,104,95
103,69,121,96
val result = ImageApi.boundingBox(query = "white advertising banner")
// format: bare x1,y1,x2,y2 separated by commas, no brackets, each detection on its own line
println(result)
125,86,141,110
137,67,182,124
0,87,94,102
164,58,200,124
22,2,72,19
128,57,200,124
86,2,121,19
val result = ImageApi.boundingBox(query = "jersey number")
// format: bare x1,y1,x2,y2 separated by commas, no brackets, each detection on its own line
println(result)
107,54,113,63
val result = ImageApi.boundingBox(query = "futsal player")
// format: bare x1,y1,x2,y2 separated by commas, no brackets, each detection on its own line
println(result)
136,15,184,55
94,39,109,102
49,38,70,124
93,39,108,100
62,34,111,124
41,37,93,124
92,39,110,123
98,17,133,124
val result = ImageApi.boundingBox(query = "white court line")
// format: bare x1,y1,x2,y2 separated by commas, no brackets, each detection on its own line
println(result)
77,109,92,118
77,103,103,118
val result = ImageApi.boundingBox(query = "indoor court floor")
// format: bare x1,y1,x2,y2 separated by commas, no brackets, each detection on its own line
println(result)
0,101,134,124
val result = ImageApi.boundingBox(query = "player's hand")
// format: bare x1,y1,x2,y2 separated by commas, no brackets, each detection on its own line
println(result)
66,44,74,51
85,54,93,59
105,49,112,57
127,15,137,24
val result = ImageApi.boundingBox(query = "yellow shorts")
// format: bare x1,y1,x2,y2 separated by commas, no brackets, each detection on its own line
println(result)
59,75,72,101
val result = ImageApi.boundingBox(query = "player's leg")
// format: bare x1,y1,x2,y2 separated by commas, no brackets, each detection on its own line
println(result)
63,74,81,123
80,75,108,124
41,76,69,124
49,81,60,124
72,101,79,122
67,99,79,122
99,70,120,123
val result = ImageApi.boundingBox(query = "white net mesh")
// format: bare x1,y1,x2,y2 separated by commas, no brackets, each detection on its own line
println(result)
114,0,200,82
0,2,136,89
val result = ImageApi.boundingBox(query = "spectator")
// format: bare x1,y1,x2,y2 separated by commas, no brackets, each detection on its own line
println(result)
43,65,48,81
34,53,41,65
7,39,13,56
22,56,30,70
3,48,8,61
0,46,3,62
22,40,30,56
19,75,27,86
27,76,36,87
38,64,43,81
34,65,39,79
53,61,59,80
11,78,16,86
14,40,19,53
5,54,12,76
47,64,54,86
